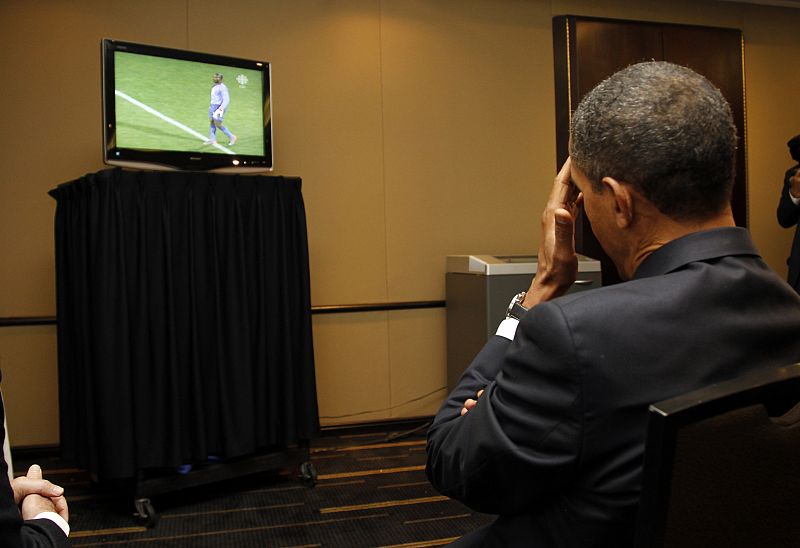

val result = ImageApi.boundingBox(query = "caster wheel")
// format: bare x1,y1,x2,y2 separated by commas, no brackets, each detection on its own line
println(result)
299,461,317,487
133,497,159,528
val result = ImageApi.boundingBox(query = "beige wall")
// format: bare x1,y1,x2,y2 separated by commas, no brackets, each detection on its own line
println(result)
2,0,800,446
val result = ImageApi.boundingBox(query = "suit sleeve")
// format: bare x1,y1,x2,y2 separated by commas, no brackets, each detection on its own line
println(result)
0,392,70,547
426,301,581,515
777,166,800,228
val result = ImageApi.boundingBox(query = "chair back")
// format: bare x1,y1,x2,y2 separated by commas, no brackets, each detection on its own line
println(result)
634,363,800,548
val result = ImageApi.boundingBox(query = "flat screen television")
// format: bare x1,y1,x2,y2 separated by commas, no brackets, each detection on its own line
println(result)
102,39,272,172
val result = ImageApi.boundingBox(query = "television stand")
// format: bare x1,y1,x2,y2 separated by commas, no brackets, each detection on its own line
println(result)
51,168,320,529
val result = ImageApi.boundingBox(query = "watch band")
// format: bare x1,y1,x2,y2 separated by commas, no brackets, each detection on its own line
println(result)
506,291,529,320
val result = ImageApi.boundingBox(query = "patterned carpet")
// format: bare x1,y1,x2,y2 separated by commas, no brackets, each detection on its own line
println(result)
14,421,493,547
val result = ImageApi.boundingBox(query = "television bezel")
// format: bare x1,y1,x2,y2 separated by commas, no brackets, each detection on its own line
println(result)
101,38,273,172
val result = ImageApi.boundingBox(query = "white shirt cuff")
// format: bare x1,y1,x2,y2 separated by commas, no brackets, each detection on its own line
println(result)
496,317,519,340
790,191,800,206
33,511,70,537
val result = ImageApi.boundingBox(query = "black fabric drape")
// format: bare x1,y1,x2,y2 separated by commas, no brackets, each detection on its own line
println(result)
50,168,318,481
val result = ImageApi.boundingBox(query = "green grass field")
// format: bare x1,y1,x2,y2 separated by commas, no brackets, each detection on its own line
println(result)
114,51,268,156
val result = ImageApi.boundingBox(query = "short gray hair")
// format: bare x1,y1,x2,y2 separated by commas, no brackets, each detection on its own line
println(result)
570,61,737,220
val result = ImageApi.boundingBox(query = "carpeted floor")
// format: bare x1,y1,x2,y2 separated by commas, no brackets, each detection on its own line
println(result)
14,421,493,547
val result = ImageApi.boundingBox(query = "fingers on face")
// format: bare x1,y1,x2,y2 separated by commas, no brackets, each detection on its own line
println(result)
565,181,581,208
552,160,572,198
556,157,572,180
552,158,581,212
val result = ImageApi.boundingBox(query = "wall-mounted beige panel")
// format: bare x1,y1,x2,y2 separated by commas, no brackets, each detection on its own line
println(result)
313,312,391,426
387,309,448,418
0,327,59,447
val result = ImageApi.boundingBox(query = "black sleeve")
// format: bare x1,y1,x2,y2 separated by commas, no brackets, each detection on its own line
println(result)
426,302,582,515
19,520,70,547
777,165,800,228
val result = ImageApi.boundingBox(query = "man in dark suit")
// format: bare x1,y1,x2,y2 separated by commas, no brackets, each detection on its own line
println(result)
0,377,70,546
776,133,800,293
426,61,800,547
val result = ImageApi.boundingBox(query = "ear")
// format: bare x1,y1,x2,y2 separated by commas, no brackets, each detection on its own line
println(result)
601,176,634,229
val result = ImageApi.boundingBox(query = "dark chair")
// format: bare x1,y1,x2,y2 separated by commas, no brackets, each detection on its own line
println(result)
634,363,800,548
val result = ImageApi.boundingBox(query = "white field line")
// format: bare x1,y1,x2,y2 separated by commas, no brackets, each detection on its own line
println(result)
115,90,234,154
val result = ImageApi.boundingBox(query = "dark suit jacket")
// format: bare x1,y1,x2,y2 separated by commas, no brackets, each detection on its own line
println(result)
777,163,800,291
427,227,800,547
0,384,70,547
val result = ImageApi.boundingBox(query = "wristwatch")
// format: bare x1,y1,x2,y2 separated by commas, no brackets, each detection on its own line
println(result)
506,291,529,321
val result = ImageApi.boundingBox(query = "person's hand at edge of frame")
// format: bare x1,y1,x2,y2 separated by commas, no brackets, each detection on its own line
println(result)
13,464,69,522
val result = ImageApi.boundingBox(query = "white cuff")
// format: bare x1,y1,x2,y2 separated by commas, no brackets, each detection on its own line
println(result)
496,317,519,340
33,511,69,537
791,191,800,206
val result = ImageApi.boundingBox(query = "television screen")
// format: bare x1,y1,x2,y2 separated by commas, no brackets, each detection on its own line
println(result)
102,39,272,172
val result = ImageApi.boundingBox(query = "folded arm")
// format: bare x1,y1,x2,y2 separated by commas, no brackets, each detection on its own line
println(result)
426,302,582,515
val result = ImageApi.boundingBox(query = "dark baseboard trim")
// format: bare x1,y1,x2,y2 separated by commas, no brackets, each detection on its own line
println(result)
0,301,446,327
10,417,435,461
312,301,445,314
0,316,57,327
319,416,433,437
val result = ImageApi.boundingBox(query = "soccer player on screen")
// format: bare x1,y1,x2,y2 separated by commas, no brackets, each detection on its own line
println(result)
204,72,237,146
